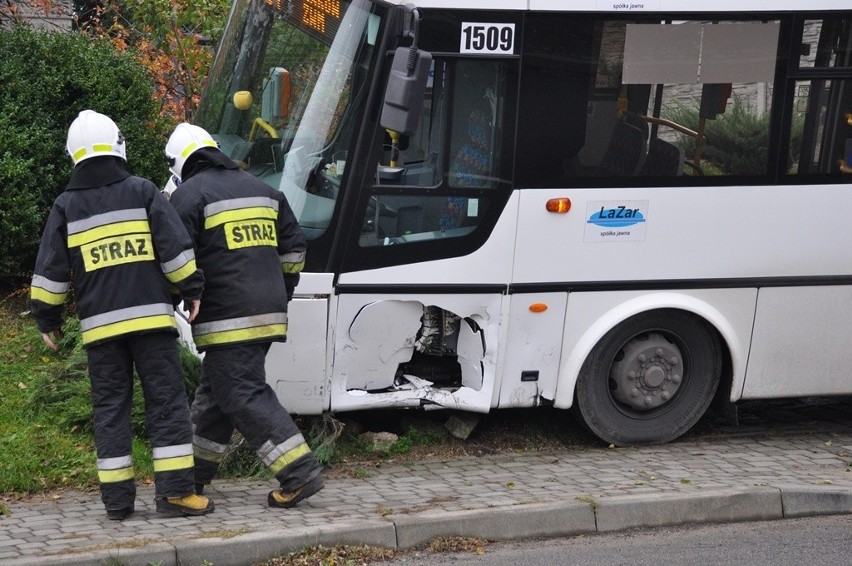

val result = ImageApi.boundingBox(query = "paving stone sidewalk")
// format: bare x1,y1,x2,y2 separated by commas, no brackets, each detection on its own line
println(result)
2,429,851,566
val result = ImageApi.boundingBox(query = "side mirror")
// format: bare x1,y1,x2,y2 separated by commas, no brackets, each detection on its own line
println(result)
380,47,432,136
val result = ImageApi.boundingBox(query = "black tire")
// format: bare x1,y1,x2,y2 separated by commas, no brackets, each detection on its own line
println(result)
575,309,721,446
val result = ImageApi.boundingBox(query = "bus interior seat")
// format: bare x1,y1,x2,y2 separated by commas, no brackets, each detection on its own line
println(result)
448,107,493,187
640,137,685,176
443,107,493,230
622,111,650,141
593,119,647,177
397,205,424,235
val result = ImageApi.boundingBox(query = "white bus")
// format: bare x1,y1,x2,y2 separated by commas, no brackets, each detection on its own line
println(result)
189,0,852,445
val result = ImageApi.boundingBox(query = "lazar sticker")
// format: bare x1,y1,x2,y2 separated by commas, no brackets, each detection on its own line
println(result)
584,200,648,242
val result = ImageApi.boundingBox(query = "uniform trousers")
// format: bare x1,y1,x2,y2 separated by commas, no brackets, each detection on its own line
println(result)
87,332,195,509
191,342,322,491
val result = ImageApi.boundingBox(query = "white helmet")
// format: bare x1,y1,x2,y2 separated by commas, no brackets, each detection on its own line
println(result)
164,123,218,180
66,110,126,165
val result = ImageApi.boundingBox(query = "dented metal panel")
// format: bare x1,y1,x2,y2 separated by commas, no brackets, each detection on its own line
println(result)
330,293,504,413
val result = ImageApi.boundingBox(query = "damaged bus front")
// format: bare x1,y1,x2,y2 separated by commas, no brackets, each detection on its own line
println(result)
192,0,504,417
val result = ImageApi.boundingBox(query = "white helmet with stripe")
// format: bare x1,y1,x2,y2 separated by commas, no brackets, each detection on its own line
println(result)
165,122,218,180
66,110,126,165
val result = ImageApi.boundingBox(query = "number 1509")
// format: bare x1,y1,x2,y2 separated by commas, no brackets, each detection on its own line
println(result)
460,23,515,54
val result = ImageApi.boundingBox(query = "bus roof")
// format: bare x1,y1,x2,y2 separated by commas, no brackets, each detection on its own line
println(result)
382,0,850,12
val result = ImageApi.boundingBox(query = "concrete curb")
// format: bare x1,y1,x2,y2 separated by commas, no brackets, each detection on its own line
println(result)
391,500,597,548
594,486,783,532
780,486,852,517
3,542,177,566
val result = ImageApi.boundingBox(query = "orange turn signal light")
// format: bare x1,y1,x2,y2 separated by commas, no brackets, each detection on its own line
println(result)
529,303,548,313
546,198,571,213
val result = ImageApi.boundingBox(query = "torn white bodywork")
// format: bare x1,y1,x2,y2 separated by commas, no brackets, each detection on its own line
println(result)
330,294,502,413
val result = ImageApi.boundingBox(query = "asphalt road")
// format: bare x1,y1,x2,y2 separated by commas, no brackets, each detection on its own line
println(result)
377,514,852,566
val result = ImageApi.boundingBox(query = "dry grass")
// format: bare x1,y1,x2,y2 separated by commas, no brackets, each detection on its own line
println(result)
262,544,397,566
259,536,489,566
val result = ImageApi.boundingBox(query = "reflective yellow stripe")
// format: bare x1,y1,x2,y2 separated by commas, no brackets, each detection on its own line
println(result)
82,314,176,345
194,324,286,348
153,454,194,473
282,260,305,274
180,138,216,158
72,147,88,161
98,467,134,483
268,443,311,475
205,206,277,229
194,446,226,463
165,258,197,283
68,220,151,248
31,286,67,305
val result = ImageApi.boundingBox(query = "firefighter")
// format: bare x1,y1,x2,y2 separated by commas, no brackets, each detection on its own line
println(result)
165,123,324,508
30,110,215,520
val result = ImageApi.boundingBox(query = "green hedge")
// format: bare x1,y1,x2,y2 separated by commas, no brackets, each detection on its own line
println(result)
0,26,175,280
665,97,804,176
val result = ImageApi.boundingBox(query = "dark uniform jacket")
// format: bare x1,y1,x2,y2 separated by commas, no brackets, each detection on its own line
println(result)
168,148,306,351
30,157,204,347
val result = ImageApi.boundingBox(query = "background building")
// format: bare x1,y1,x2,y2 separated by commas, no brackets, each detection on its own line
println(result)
1,0,72,31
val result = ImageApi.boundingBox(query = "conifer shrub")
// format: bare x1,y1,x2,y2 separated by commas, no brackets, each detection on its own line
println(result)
665,97,804,175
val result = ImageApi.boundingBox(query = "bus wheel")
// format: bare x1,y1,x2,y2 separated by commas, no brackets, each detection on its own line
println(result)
575,310,721,446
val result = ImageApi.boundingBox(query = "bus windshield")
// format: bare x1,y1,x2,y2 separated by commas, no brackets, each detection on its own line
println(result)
194,0,380,240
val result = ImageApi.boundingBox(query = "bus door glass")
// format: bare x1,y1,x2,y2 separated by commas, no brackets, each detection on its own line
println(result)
787,16,852,177
192,0,387,413
194,0,385,269
360,57,513,247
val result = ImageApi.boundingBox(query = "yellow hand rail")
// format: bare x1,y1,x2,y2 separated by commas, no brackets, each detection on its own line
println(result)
639,115,699,139
248,118,279,141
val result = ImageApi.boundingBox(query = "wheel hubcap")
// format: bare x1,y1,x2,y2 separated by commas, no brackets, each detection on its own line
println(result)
610,332,683,410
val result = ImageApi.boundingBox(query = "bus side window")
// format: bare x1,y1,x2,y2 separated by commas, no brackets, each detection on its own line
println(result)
516,17,783,184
